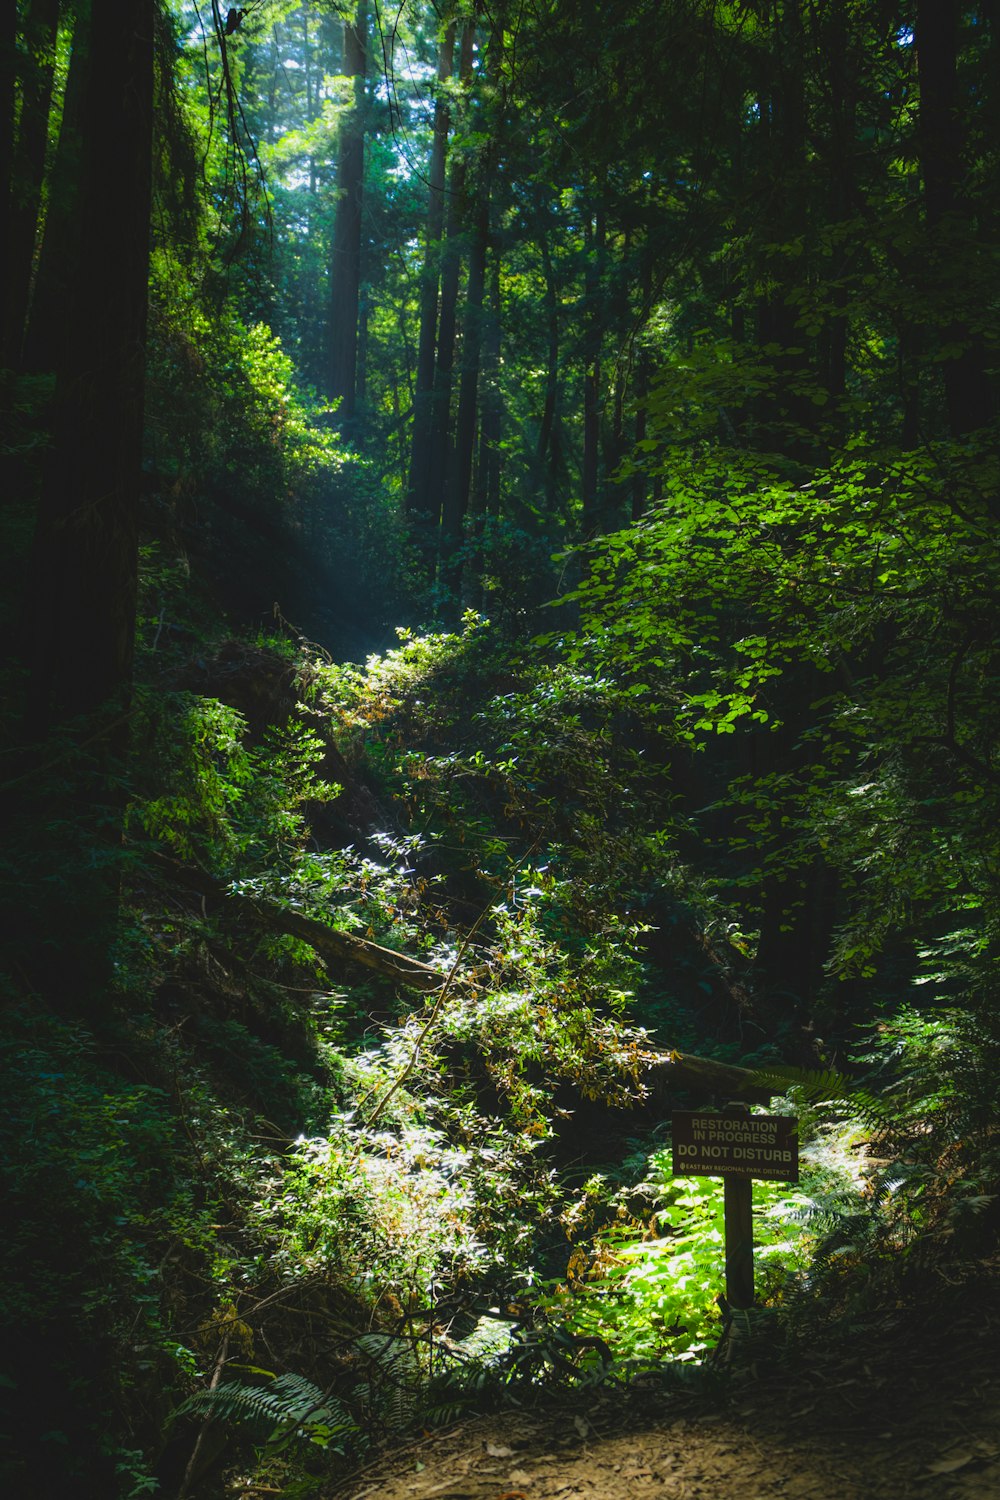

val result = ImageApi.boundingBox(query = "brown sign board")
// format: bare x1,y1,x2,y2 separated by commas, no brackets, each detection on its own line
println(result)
671,1112,799,1183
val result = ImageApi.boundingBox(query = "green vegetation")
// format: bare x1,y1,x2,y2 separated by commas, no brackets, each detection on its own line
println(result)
2,1,999,1497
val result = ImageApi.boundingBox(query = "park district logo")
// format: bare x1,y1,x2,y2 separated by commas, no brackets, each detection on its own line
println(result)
671,1112,799,1183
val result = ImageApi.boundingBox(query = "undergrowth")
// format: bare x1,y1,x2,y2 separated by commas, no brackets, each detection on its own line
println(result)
3,609,998,1500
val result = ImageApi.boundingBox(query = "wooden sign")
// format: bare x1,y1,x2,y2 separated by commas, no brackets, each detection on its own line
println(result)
670,1108,800,1312
671,1111,798,1183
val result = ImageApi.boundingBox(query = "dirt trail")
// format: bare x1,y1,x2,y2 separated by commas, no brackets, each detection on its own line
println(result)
329,1286,1000,1500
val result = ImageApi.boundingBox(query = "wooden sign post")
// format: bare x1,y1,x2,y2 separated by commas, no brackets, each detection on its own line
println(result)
671,1106,798,1309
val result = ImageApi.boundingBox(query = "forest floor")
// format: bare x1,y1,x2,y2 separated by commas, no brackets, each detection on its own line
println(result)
324,1271,1000,1500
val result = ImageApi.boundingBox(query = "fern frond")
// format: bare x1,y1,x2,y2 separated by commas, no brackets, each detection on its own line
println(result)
352,1334,423,1433
748,1065,852,1105
355,1332,420,1377
173,1372,358,1451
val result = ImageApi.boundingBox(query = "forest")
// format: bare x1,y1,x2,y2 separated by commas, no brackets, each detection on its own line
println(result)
1,1,999,1496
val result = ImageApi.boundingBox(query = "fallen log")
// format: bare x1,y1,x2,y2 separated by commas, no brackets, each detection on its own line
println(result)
640,1048,775,1105
257,902,445,992
145,853,445,992
145,854,780,1102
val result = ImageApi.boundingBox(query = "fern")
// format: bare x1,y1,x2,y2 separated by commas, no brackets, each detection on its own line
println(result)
352,1332,423,1434
174,1372,359,1453
748,1065,853,1107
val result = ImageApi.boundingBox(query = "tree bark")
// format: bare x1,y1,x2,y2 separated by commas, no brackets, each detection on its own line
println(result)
631,243,654,522
752,1,820,460
820,0,852,419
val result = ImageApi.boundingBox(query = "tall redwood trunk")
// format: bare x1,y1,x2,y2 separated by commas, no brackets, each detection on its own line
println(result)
329,0,367,423
28,0,154,728
442,188,488,601
581,199,605,541
20,0,154,1000
631,245,653,522
4,0,60,369
407,22,456,523
915,0,993,435
754,0,818,459
536,227,559,500
22,3,86,373
821,0,852,419
423,22,475,558
0,0,15,312
442,16,500,605
473,250,502,528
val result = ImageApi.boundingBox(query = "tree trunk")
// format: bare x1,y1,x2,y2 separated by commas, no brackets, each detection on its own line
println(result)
407,22,456,528
821,0,852,420
753,2,820,461
423,22,475,569
466,248,502,606
442,173,488,604
21,0,154,998
915,0,994,435
536,228,560,497
581,199,605,540
0,0,22,364
28,0,154,729
329,0,367,424
22,2,87,374
3,0,61,370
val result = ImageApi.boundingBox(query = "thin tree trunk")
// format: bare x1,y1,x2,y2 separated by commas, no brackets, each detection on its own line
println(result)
0,0,15,304
424,22,475,563
581,199,604,541
407,22,456,523
329,0,367,423
822,0,852,419
473,249,502,533
4,0,61,368
603,228,630,516
302,5,312,117
745,2,823,462
632,247,653,522
915,0,993,435
442,189,487,603
22,2,87,373
536,229,559,486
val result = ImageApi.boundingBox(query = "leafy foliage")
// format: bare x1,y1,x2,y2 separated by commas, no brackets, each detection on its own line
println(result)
546,1152,812,1367
174,1372,358,1454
